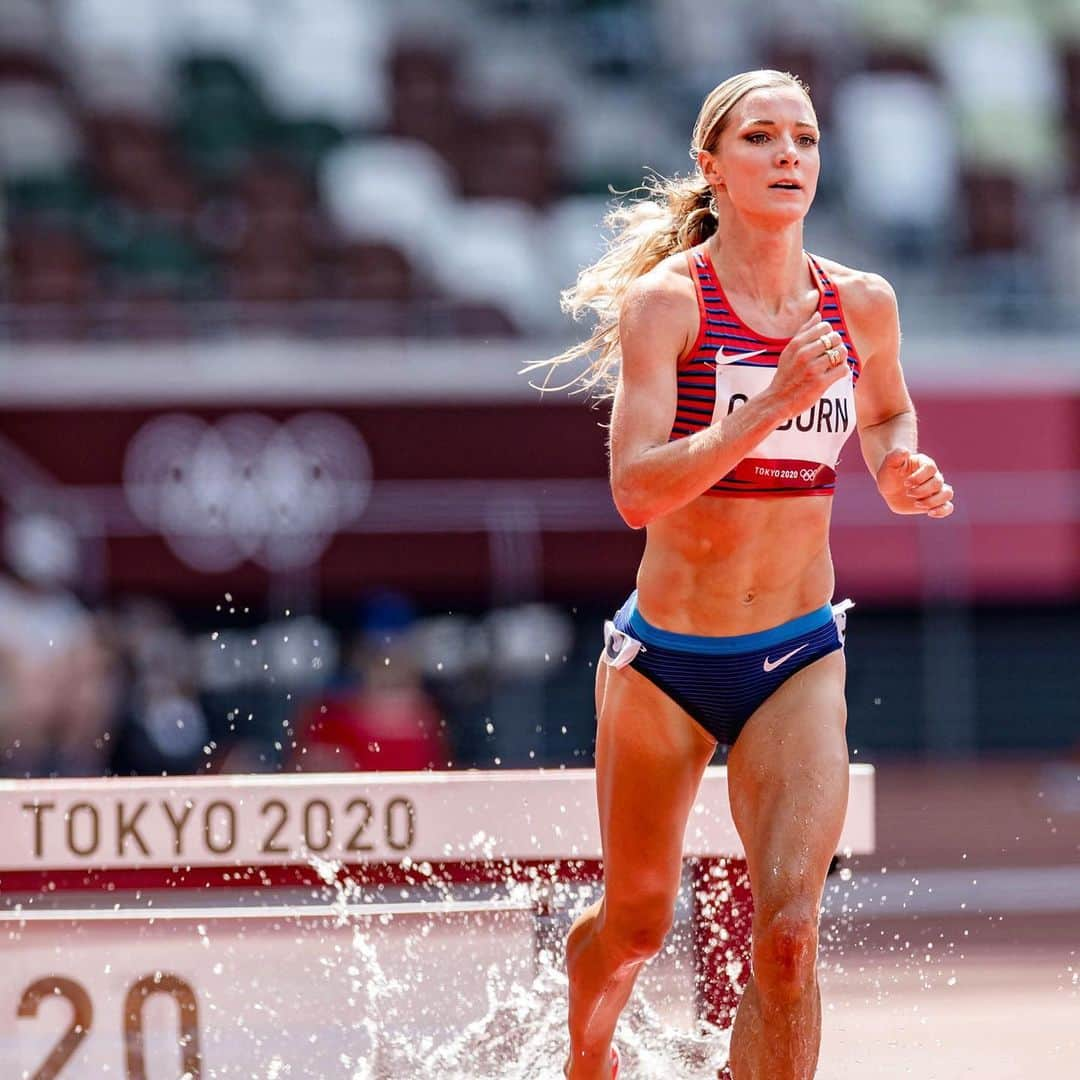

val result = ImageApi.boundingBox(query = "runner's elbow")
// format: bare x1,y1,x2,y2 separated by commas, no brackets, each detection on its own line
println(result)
617,504,649,530
611,474,653,530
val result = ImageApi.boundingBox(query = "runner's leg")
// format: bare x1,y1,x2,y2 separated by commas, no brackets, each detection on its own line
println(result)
565,657,717,1079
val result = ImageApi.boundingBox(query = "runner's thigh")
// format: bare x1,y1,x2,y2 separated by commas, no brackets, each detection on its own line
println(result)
594,660,717,910
725,650,849,911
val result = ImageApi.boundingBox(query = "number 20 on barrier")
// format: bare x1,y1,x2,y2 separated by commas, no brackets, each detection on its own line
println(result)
18,973,201,1080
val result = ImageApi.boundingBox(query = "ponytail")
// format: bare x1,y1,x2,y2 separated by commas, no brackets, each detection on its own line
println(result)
520,174,716,400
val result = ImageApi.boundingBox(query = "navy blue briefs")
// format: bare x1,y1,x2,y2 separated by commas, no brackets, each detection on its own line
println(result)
605,592,850,748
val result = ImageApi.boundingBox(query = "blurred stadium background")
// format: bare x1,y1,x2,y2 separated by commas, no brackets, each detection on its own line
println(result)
0,0,1076,794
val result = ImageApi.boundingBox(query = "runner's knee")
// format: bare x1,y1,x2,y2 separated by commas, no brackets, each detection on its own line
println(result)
752,906,818,1004
602,894,676,962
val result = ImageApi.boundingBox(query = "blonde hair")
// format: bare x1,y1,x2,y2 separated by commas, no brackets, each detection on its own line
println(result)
523,69,813,399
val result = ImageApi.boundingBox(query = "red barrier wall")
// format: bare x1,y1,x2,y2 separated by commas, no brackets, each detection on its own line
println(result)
0,390,1075,604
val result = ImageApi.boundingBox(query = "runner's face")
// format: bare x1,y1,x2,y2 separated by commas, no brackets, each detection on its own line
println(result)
703,86,820,224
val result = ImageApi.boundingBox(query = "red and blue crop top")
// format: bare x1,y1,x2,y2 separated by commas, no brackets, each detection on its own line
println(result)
670,247,862,497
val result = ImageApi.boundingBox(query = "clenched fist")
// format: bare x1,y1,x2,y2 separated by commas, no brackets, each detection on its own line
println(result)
876,448,954,518
764,315,851,420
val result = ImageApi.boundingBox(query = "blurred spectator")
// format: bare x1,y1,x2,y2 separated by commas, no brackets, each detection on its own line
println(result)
105,597,211,776
288,591,451,772
0,511,113,776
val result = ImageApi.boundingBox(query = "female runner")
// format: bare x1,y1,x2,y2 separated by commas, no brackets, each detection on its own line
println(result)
531,70,955,1079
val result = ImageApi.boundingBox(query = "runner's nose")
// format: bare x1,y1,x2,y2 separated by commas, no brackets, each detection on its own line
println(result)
776,139,798,167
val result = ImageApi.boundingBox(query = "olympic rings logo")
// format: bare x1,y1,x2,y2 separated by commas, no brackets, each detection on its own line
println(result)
123,412,372,572
799,468,820,483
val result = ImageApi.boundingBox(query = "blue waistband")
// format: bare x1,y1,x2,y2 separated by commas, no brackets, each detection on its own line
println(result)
620,591,834,655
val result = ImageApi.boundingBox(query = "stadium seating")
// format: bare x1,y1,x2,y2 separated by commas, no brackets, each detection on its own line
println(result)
0,0,1077,339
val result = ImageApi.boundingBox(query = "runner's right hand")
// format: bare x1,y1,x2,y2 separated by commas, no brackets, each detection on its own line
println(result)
764,315,850,420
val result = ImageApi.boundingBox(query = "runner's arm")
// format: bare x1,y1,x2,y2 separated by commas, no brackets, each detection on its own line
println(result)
611,277,803,528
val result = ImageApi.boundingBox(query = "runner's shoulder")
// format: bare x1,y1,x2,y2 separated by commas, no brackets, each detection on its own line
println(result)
813,254,898,325
621,249,700,325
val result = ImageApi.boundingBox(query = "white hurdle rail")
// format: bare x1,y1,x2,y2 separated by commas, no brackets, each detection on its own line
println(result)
0,766,874,1076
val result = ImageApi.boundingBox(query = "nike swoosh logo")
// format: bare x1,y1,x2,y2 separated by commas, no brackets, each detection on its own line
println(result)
762,643,808,673
716,346,768,365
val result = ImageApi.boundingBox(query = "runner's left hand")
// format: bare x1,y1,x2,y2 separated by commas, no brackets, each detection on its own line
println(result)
876,449,954,518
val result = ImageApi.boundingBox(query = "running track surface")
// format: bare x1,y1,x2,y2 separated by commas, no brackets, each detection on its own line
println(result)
817,757,1078,1078
817,943,1077,1080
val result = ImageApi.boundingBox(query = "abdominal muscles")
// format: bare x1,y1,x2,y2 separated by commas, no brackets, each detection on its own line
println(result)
635,494,836,636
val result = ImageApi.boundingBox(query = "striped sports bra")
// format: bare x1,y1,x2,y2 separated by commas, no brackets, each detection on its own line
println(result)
670,247,862,497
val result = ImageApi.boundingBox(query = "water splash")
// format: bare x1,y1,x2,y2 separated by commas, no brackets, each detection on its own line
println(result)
232,858,736,1079
337,942,730,1080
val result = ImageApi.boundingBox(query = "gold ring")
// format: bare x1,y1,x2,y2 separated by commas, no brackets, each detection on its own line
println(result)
826,347,841,366
820,333,832,351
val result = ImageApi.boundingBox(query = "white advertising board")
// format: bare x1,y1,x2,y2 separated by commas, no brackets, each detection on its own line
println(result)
1,903,536,1078
0,766,875,873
